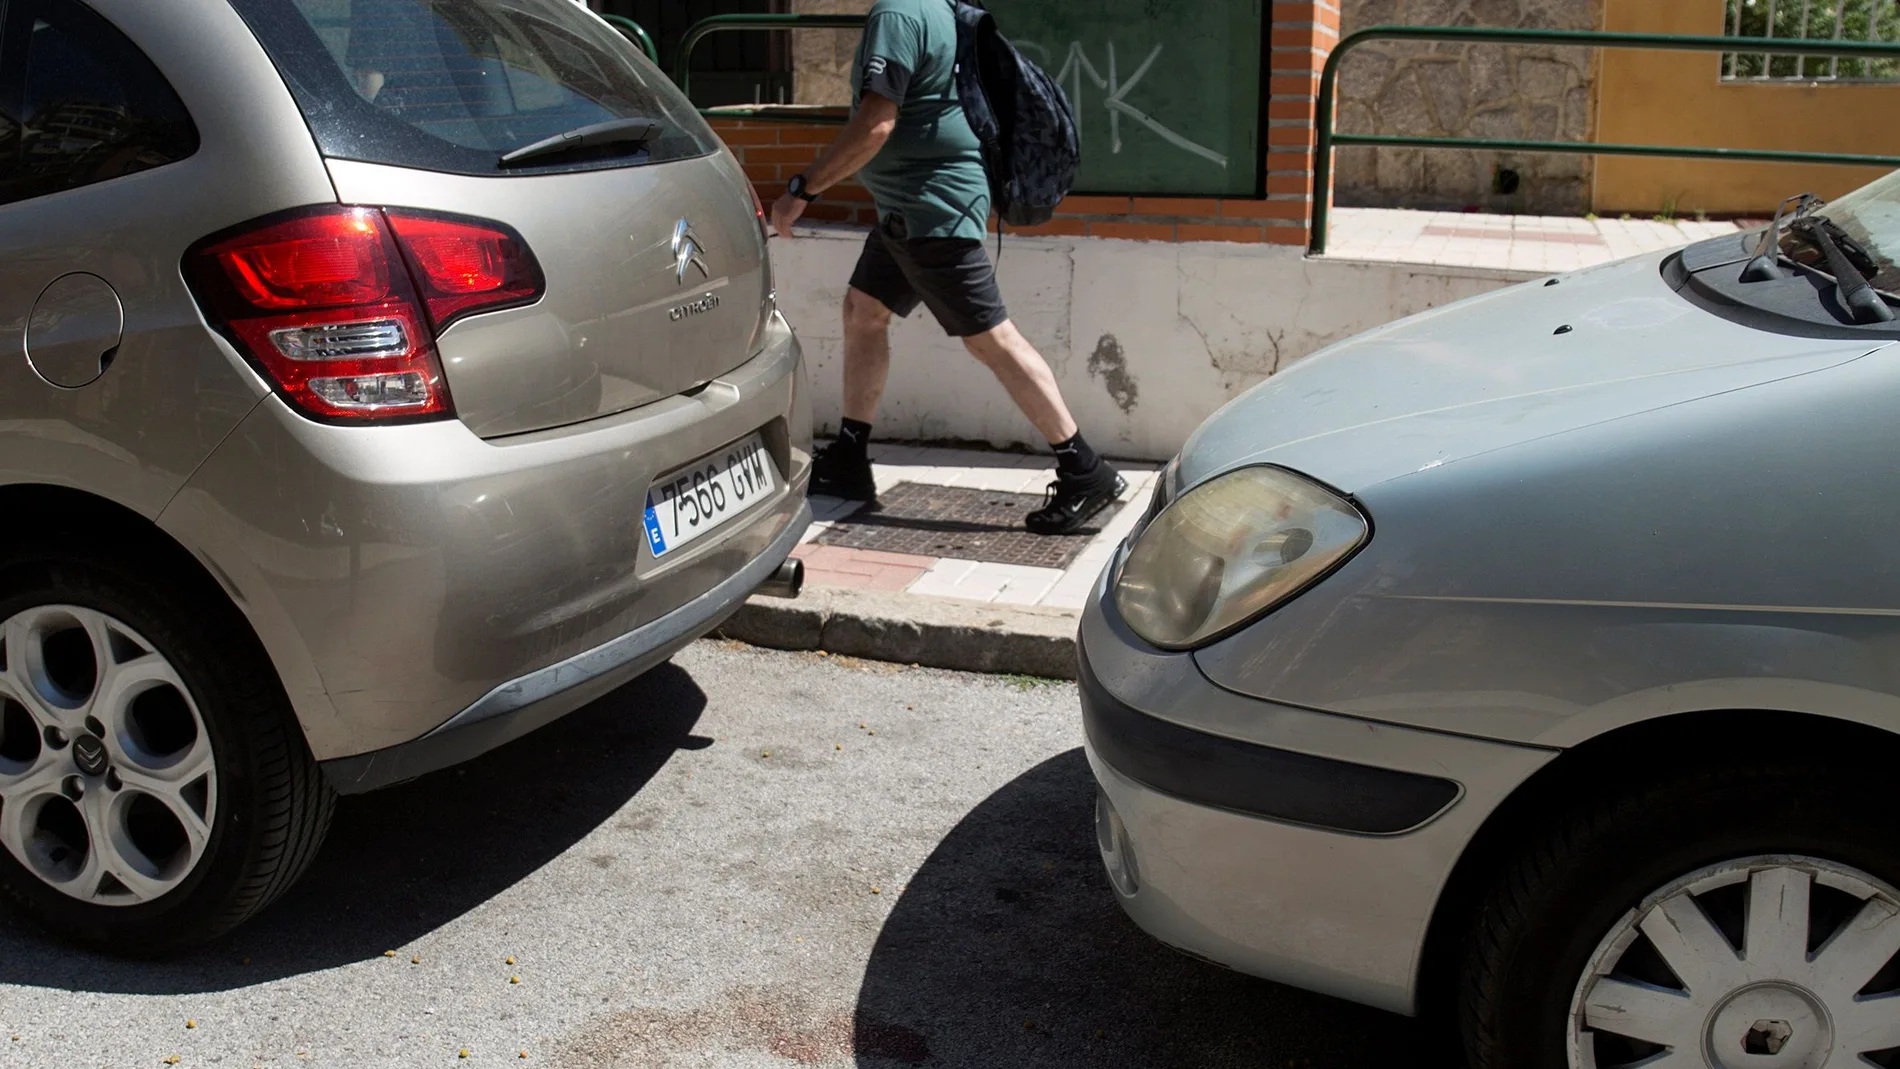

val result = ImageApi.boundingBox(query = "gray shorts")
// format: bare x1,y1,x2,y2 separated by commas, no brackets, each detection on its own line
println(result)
848,214,1008,338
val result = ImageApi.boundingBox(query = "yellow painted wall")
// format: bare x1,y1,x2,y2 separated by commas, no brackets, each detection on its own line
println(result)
1595,0,1899,215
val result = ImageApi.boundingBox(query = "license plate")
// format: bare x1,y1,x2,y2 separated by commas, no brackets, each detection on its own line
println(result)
642,434,777,558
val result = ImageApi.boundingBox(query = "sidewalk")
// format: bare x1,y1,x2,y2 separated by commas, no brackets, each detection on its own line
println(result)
721,445,1157,678
1324,207,1745,273
795,444,1159,609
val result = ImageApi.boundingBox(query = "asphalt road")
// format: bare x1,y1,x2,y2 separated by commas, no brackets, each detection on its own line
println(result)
0,642,1418,1068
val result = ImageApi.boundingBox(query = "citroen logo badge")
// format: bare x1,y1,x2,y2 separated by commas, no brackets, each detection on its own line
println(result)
73,735,108,777
672,218,710,285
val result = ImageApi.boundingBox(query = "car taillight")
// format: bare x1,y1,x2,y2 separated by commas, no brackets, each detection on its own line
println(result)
748,181,768,238
385,211,543,329
185,205,544,423
745,182,776,352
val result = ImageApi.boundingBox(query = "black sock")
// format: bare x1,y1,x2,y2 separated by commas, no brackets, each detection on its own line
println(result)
1051,432,1100,477
836,418,873,456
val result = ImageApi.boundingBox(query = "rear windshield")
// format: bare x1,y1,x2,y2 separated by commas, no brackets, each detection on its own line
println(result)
226,0,719,176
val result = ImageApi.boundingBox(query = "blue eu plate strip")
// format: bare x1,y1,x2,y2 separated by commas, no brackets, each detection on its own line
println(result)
642,493,669,557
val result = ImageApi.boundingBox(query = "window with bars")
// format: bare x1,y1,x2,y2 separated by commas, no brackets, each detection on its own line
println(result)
596,0,791,106
1723,0,1900,80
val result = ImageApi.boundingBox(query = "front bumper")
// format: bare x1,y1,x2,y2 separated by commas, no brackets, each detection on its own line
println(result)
1079,565,1553,1015
160,316,810,771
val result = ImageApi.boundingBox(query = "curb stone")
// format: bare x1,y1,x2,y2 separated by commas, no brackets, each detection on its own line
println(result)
717,587,1080,680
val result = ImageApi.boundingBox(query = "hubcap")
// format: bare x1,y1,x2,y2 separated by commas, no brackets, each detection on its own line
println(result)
1569,857,1900,1068
0,606,215,905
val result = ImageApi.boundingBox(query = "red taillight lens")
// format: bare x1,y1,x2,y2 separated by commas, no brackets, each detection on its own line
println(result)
214,208,393,309
186,206,544,423
385,211,543,328
748,182,768,237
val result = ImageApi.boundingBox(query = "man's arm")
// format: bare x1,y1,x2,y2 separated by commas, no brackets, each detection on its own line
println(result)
770,93,898,239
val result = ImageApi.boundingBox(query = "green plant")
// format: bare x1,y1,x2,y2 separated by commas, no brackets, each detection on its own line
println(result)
1002,673,1059,690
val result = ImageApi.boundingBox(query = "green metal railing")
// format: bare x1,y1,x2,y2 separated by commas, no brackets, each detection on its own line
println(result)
1313,26,1900,254
677,13,867,121
598,13,659,65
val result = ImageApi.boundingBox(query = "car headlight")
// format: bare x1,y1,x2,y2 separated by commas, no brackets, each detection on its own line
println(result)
1113,466,1368,650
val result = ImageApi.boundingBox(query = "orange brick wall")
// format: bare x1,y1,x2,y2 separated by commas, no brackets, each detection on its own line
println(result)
709,6,1338,247
711,117,884,228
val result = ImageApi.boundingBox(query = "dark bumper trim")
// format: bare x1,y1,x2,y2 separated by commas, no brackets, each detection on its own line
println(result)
319,501,812,794
1080,649,1459,835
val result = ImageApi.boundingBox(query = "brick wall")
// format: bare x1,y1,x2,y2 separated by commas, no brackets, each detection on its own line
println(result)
711,116,883,227
712,0,1340,247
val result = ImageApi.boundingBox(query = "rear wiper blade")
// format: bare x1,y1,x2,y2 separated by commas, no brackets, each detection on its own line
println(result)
499,117,661,167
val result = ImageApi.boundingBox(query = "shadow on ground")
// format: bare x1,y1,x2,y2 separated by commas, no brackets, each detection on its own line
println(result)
0,662,708,995
852,750,1425,1068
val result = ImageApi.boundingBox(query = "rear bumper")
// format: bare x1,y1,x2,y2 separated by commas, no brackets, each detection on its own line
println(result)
1078,562,1552,1015
160,317,810,764
319,502,809,793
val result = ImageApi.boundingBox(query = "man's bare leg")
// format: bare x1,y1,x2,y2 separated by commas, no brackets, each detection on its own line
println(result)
842,286,894,424
810,287,895,503
959,319,1078,444
962,320,1123,534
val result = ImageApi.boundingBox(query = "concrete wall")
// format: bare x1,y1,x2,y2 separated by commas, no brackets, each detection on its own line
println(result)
1334,0,1602,215
1594,0,1900,216
770,226,1530,459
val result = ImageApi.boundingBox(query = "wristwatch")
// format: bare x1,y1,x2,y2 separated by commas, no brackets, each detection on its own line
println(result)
787,173,821,203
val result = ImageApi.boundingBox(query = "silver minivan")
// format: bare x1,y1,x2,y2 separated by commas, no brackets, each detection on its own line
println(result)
1084,174,1900,1068
0,0,809,951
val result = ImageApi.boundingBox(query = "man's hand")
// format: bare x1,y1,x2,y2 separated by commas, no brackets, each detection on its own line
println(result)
770,193,807,240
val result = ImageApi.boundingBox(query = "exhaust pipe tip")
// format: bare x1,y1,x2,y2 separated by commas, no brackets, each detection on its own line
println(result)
756,557,804,599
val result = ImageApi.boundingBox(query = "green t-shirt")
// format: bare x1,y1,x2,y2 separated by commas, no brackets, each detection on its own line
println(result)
851,0,990,240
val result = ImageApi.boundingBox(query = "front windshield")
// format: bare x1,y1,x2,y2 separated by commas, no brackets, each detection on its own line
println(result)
1789,171,1900,296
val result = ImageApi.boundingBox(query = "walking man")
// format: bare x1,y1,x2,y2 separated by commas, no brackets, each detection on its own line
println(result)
768,0,1124,535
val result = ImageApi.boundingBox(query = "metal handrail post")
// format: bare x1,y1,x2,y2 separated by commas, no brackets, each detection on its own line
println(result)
598,13,659,65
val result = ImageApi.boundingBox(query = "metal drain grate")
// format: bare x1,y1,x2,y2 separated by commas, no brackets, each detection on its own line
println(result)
815,482,1109,570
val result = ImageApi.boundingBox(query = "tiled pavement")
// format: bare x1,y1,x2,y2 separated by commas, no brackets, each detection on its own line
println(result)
792,444,1159,611
1326,207,1746,274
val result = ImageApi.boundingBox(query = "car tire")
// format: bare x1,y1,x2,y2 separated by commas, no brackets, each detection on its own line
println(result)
0,541,333,954
1460,759,1900,1069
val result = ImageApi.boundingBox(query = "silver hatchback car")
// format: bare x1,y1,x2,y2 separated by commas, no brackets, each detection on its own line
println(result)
1086,173,1900,1068
0,0,809,951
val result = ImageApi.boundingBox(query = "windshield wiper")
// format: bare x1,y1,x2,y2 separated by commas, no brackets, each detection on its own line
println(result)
1740,190,1894,325
499,117,661,167
1740,192,1822,282
1790,217,1895,324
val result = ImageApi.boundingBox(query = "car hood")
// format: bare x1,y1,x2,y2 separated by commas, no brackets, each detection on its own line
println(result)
1177,251,1891,493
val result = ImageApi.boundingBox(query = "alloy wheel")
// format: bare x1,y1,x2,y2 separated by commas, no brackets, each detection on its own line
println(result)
1570,856,1900,1068
0,605,215,905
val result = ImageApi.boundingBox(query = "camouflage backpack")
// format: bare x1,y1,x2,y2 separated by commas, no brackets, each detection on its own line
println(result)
951,1,1080,228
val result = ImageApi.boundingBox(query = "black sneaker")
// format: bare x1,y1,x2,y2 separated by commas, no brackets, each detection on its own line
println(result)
1026,464,1126,535
810,442,877,503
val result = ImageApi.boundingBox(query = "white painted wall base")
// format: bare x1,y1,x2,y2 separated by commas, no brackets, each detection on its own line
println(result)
770,224,1535,462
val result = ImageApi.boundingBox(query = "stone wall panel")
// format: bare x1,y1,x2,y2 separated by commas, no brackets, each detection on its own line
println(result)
1337,0,1602,213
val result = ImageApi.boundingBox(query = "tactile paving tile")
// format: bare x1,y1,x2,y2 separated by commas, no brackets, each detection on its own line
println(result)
814,482,1105,570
